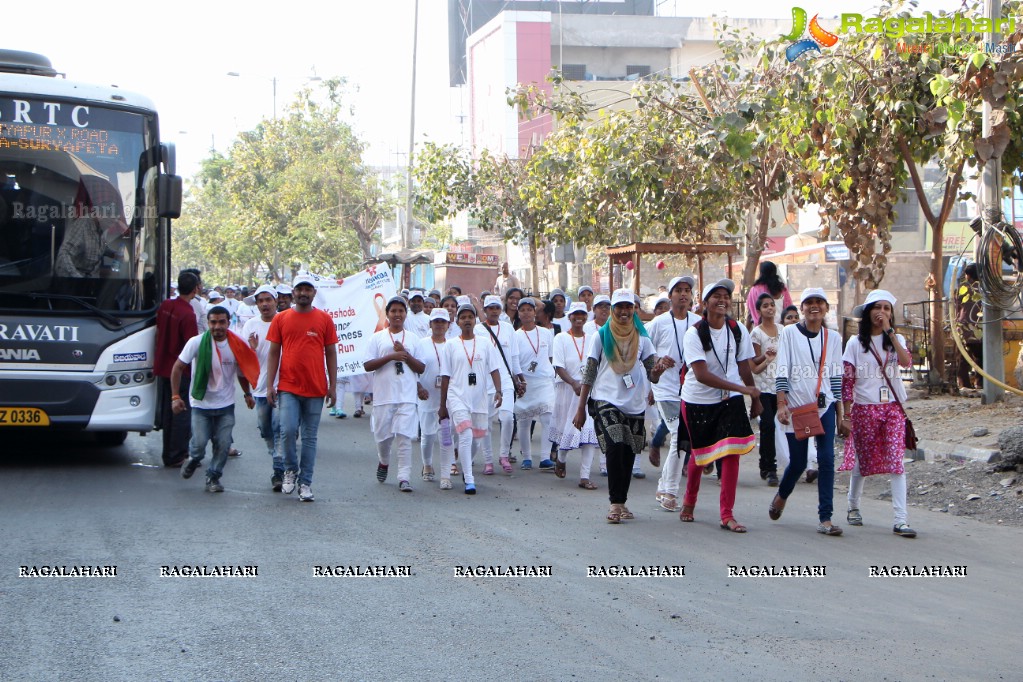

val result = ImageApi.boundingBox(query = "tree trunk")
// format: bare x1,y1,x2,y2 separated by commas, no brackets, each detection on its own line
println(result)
742,201,770,288
929,220,945,386
529,226,540,296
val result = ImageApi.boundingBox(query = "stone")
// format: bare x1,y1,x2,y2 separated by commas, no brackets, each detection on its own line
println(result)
972,427,989,437
998,425,1023,462
1000,477,1017,487
966,493,981,501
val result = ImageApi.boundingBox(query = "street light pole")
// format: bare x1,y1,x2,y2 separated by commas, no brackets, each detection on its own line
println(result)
404,0,420,251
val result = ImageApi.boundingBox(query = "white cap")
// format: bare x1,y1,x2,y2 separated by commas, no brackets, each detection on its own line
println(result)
456,295,471,307
429,308,450,322
701,278,735,301
655,292,670,303
456,303,477,317
593,294,611,307
567,302,588,316
863,289,896,307
668,275,697,294
518,297,537,308
208,290,224,301
293,274,316,288
483,295,503,308
577,285,594,296
409,290,425,300
800,287,828,305
244,284,278,305
275,284,293,296
611,288,635,306
550,288,566,300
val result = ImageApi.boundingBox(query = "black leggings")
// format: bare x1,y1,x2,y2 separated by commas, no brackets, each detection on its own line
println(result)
605,442,637,504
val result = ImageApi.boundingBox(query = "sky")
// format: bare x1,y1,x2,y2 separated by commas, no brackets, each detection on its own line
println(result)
4,0,967,179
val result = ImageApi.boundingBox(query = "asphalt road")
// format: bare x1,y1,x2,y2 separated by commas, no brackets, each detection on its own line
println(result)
1,398,1019,680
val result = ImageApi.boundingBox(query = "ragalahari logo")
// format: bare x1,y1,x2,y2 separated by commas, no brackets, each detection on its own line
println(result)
783,7,840,61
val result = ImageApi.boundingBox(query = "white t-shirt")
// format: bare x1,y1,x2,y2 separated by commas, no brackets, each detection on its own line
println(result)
178,334,238,410
774,324,844,431
552,331,592,383
583,319,605,336
475,320,521,393
586,333,656,416
749,325,781,395
416,336,448,412
406,311,431,339
842,333,909,405
235,302,257,331
679,320,755,405
241,316,275,397
513,326,555,381
647,310,702,402
441,335,498,414
190,297,208,333
364,328,422,405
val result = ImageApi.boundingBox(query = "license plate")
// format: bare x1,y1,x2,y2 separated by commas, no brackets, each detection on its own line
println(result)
0,407,50,426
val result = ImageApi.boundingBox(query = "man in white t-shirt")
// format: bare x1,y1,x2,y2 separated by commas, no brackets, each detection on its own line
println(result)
647,275,702,512
583,295,610,335
474,295,524,474
241,284,283,491
172,306,258,492
405,291,431,339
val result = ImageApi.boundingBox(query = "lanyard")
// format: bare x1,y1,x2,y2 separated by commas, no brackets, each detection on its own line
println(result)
708,325,731,376
461,336,477,370
431,340,443,367
524,328,540,356
570,332,585,362
670,312,689,363
389,330,405,347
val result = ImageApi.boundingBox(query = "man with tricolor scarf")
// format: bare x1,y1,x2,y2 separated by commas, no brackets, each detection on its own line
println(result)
171,306,260,493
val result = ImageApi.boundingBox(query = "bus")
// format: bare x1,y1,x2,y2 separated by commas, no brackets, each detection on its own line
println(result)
0,50,181,445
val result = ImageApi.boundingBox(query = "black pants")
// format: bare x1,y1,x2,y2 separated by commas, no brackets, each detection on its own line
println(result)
758,393,778,476
157,373,192,466
606,442,636,505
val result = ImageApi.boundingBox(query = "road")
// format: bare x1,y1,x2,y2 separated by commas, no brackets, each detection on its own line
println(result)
1,398,1019,680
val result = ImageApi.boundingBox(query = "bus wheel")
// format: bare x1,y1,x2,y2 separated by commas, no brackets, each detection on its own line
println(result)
96,431,128,446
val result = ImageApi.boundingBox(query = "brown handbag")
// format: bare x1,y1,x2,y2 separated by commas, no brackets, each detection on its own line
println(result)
868,341,917,451
789,328,828,441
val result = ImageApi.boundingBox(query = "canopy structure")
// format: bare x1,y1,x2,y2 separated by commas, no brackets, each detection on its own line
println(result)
365,250,434,289
605,242,738,294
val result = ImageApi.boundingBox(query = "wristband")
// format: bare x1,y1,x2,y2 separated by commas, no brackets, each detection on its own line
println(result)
244,392,252,397
171,395,181,401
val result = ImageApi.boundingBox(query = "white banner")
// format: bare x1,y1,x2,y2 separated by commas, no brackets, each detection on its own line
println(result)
311,265,397,377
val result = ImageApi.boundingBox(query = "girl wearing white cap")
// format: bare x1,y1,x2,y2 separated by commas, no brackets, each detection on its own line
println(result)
678,279,761,532
416,309,455,488
363,297,426,492
550,302,599,489
475,295,523,474
839,289,917,538
573,289,673,523
770,288,845,536
584,295,611,335
512,298,556,470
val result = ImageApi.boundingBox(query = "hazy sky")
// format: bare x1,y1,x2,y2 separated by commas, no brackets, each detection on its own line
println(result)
4,0,964,179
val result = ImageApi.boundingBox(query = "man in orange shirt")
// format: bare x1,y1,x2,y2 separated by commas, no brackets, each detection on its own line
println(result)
266,275,339,502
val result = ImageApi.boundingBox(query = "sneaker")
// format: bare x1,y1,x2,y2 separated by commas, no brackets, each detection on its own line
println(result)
805,469,819,484
181,458,201,479
464,483,476,495
281,470,297,495
440,478,453,490
632,470,646,479
767,473,779,487
328,407,339,417
846,508,863,526
298,483,314,501
600,468,608,477
335,410,347,419
892,523,917,538
376,463,389,483
271,473,284,492
538,459,556,470
399,480,413,492
228,448,241,457
205,477,224,493
483,463,494,475
520,459,533,470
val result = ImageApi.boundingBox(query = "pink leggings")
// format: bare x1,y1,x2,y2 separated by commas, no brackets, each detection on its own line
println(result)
682,454,740,523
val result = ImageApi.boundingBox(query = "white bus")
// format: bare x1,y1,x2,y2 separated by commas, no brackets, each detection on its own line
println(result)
0,50,181,445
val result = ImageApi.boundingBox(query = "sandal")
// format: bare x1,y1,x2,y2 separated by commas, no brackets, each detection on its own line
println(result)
499,457,513,474
846,508,863,526
422,466,435,482
768,494,785,521
439,479,452,490
619,506,635,520
578,479,598,490
679,504,695,523
720,519,748,533
450,463,460,476
607,504,623,524
483,463,494,476
702,463,715,475
555,460,567,478
816,522,843,536
659,495,679,513
353,408,365,418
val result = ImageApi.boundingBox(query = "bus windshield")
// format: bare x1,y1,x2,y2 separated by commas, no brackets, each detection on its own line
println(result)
0,97,161,314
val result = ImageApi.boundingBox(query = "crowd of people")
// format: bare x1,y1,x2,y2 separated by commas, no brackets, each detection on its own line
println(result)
153,261,919,538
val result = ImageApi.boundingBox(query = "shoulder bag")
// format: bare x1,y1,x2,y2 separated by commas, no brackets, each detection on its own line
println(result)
789,328,827,441
867,341,918,451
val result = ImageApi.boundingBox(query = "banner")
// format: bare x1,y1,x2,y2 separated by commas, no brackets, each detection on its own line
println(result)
311,266,397,377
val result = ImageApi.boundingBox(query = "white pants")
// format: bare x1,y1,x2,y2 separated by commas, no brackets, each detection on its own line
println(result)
517,412,551,461
420,433,454,475
848,470,908,525
377,435,412,484
557,443,596,480
655,401,684,496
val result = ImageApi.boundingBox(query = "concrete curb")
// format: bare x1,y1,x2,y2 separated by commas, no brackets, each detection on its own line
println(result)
918,439,1002,464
